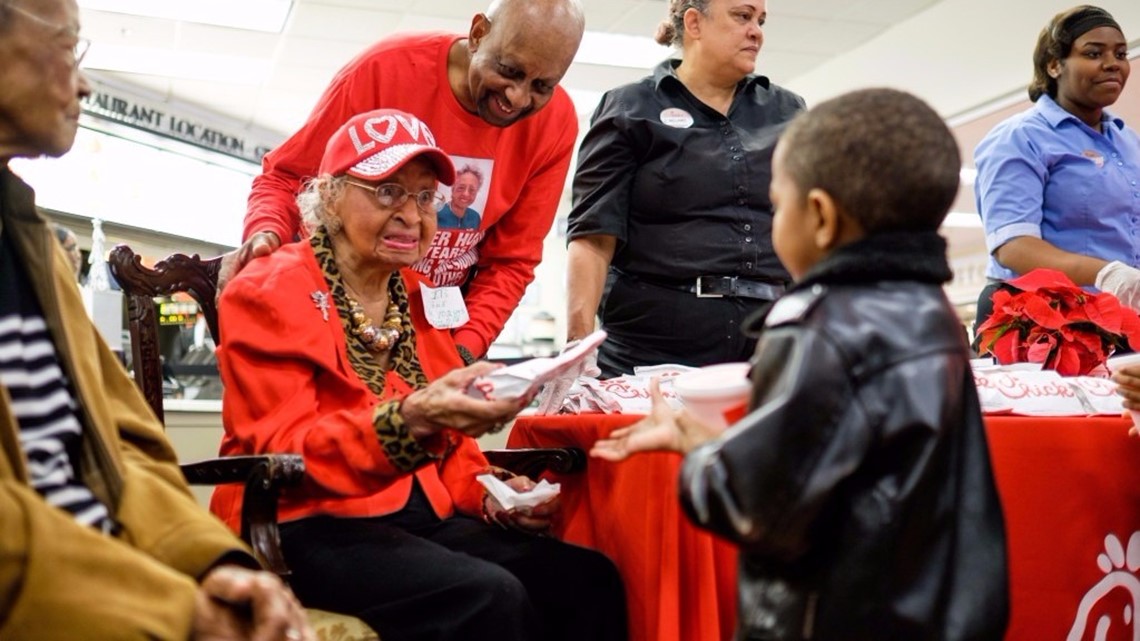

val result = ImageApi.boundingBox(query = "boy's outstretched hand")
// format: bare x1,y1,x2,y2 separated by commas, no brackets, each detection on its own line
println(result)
590,377,720,461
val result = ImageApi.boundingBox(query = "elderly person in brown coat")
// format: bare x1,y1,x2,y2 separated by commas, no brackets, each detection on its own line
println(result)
0,1,310,639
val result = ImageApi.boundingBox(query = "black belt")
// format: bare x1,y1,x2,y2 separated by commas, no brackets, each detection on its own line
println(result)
693,275,785,300
622,271,785,301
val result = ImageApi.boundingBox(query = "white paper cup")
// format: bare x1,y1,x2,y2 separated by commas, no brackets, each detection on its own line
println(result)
1106,353,1140,428
672,362,752,430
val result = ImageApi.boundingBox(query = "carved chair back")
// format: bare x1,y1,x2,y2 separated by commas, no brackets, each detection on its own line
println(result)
107,245,304,577
107,247,221,424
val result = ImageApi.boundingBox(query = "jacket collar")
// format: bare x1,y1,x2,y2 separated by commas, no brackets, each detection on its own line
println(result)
0,167,58,482
744,231,952,335
0,168,60,317
793,230,953,291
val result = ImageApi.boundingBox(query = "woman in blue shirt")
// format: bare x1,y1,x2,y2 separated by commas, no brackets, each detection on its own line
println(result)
974,5,1139,326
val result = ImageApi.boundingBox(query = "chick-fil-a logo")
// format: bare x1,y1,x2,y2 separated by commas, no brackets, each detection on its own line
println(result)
974,371,1078,400
1067,532,1140,641
597,373,682,401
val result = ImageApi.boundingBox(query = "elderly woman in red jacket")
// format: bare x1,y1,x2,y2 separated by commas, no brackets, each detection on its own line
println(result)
213,109,626,641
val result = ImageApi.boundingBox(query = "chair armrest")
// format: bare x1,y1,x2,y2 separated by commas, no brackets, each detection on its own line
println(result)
179,454,304,577
180,454,305,486
483,447,586,480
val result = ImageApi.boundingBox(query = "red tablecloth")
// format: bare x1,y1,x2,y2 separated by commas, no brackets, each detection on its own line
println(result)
509,414,737,641
510,413,1140,641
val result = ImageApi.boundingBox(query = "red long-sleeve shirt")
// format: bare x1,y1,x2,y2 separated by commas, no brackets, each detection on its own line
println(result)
245,32,578,357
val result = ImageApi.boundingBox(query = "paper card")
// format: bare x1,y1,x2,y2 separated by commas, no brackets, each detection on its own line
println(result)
468,330,607,402
420,284,469,329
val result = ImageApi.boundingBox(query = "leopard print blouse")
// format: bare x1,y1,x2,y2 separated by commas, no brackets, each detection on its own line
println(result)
311,229,452,472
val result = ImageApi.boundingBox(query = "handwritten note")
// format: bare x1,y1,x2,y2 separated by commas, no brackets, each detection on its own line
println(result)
420,284,469,329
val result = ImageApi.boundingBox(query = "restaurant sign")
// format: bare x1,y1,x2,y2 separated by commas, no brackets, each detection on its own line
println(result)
80,73,280,165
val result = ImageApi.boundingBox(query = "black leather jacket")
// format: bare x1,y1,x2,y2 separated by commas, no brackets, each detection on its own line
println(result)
679,233,1009,640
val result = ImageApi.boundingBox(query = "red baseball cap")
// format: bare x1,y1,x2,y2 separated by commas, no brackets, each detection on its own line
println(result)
318,109,456,186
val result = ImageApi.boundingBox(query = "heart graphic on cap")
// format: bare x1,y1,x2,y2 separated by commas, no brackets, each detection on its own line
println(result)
365,117,399,144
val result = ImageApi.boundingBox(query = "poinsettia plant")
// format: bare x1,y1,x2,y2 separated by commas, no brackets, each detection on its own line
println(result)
976,268,1140,376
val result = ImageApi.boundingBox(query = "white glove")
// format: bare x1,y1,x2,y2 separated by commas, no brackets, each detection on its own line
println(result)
533,339,602,415
1096,261,1140,310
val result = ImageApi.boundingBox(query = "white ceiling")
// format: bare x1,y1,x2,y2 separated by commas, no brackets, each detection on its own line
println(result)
78,0,953,138
76,0,1140,137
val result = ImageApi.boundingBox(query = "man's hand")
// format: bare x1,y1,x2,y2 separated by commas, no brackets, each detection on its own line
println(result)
590,377,719,461
483,475,559,535
534,339,602,415
192,565,313,641
1097,261,1140,310
218,231,281,295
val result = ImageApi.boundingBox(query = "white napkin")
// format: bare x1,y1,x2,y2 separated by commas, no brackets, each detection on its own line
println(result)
476,474,561,510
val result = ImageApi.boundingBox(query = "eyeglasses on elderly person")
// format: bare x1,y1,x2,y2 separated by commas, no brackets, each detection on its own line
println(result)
6,1,90,65
344,179,445,212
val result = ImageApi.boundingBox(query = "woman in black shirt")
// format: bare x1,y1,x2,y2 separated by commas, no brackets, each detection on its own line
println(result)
565,0,805,377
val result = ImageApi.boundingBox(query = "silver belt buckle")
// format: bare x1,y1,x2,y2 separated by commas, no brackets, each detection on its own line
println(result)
695,276,724,298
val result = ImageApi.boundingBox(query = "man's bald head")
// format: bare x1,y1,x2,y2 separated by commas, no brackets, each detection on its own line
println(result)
487,0,585,39
455,0,584,127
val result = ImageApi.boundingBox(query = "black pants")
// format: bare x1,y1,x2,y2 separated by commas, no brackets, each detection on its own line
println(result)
598,271,765,378
280,485,628,641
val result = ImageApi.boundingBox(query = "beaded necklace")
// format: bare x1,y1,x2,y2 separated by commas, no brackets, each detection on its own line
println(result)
343,287,403,353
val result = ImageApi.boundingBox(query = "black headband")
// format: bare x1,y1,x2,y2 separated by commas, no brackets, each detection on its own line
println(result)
1062,12,1121,42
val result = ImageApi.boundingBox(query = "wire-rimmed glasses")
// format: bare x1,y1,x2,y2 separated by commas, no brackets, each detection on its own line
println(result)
345,179,444,212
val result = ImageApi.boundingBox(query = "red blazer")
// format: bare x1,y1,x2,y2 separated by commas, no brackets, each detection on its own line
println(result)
211,241,488,532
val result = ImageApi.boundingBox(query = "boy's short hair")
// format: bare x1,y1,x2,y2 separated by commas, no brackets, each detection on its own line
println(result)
780,88,961,234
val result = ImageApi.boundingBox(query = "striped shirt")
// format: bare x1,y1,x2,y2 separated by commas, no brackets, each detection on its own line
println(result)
0,232,113,533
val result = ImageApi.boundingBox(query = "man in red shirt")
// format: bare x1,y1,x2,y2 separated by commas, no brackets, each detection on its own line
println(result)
231,0,585,361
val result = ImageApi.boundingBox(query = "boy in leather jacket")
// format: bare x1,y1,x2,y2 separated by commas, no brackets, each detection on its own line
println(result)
593,88,1010,641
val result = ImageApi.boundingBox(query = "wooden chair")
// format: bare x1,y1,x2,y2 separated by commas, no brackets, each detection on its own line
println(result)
106,244,586,563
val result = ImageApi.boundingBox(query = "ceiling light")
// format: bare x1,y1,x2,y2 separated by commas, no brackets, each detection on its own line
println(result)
78,0,293,33
575,31,668,69
83,44,271,84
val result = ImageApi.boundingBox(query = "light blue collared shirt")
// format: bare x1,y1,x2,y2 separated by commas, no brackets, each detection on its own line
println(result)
974,94,1140,281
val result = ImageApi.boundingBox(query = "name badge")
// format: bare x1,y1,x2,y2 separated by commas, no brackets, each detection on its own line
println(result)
660,108,694,129
421,284,469,329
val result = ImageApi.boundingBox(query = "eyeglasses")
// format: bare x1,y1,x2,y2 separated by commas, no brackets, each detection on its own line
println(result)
345,179,444,212
6,3,90,66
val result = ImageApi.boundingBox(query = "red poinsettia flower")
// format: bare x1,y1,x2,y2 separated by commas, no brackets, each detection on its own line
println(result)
976,268,1140,376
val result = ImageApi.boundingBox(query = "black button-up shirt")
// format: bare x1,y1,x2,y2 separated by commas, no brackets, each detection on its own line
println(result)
568,59,805,284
